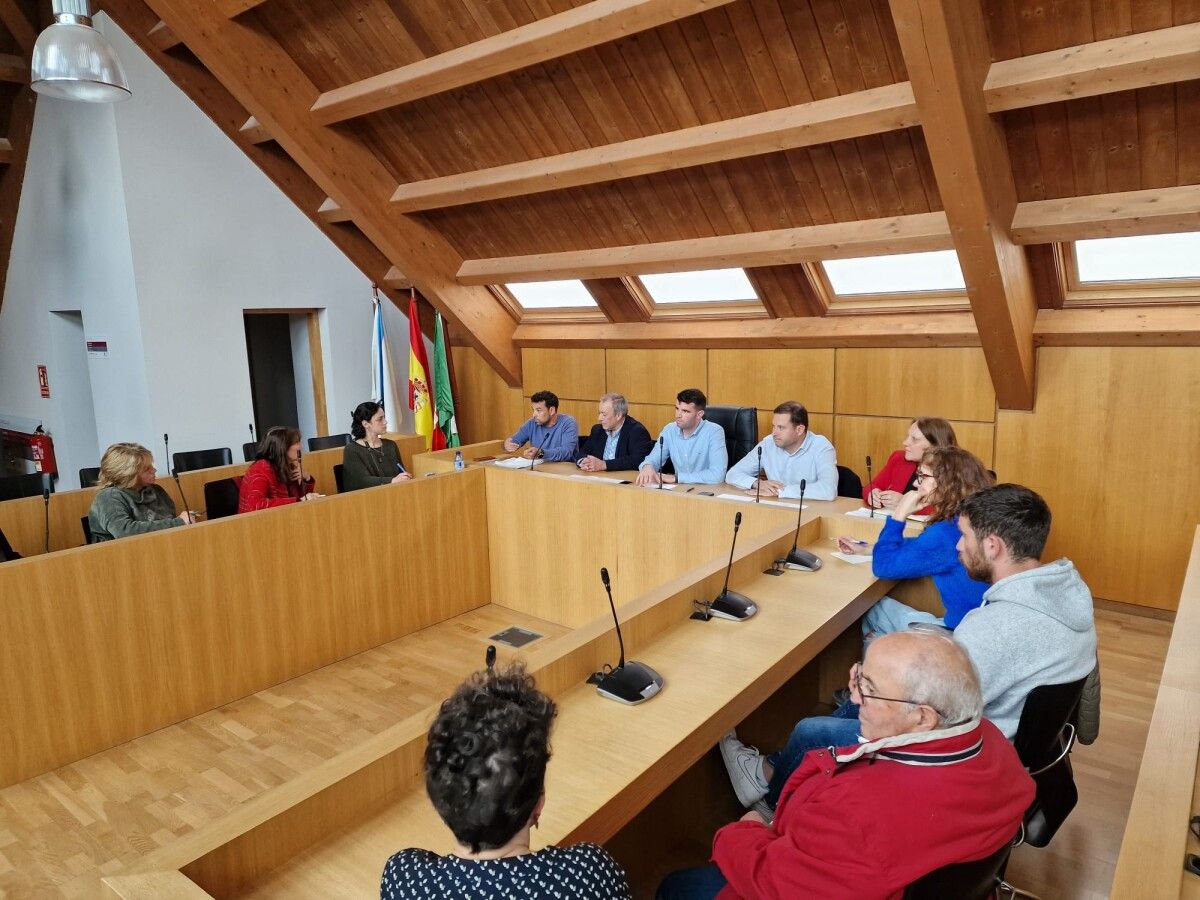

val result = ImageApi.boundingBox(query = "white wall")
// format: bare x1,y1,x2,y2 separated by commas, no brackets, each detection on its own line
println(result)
0,14,416,483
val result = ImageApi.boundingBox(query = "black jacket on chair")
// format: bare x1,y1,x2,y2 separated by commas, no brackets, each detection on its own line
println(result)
573,416,654,472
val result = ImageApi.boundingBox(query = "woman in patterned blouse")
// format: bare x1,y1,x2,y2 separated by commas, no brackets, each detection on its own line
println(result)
381,663,632,900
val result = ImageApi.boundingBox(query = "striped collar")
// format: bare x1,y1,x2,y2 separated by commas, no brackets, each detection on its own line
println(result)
834,718,983,768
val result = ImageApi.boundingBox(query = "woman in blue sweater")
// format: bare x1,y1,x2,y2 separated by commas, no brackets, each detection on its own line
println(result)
847,445,994,635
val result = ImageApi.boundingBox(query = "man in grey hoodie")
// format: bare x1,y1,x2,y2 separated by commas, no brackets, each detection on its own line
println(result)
953,484,1098,738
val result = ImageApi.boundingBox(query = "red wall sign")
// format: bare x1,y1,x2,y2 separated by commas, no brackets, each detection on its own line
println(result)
37,365,49,399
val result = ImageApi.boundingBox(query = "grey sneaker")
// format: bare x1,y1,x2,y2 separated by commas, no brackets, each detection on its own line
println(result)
750,799,775,825
719,731,769,808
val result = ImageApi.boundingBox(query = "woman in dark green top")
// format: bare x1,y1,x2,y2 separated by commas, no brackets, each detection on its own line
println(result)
343,401,413,492
88,442,197,542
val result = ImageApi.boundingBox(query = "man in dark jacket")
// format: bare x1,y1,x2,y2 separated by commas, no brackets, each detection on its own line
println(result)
575,393,653,473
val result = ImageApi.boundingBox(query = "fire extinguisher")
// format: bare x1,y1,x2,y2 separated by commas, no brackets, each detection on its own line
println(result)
29,425,58,476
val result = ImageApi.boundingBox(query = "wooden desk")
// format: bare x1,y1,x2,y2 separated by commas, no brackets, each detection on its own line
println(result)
1111,525,1200,899
0,436,423,559
412,438,506,475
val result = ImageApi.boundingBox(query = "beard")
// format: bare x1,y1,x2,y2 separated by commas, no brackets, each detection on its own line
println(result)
960,548,992,582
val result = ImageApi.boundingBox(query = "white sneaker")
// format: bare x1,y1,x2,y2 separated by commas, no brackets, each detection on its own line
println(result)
750,799,775,825
719,731,769,807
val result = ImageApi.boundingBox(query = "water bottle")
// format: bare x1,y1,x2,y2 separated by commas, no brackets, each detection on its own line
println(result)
454,450,464,471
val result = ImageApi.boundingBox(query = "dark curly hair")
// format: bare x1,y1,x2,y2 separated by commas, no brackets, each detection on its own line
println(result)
424,663,557,853
350,400,383,440
921,446,994,524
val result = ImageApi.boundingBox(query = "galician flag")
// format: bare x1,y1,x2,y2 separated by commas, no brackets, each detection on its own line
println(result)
371,290,403,432
408,294,443,450
432,311,460,448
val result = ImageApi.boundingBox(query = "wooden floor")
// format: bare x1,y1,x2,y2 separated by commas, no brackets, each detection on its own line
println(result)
0,604,566,898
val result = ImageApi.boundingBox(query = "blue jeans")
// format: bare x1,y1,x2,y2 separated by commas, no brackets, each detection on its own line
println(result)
863,596,943,639
656,864,727,900
763,702,861,808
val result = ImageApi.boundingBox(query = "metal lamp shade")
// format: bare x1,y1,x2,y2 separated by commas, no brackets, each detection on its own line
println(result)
31,20,131,103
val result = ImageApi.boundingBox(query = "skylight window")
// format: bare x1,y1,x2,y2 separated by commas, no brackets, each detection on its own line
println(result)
1075,233,1200,283
639,268,758,304
823,250,965,296
505,280,597,308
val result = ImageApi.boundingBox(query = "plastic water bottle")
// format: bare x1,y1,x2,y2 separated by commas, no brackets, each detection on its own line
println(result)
454,450,464,471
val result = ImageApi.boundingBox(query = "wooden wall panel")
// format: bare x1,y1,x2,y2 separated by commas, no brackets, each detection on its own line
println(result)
606,349,706,405
451,346,525,443
628,403,677,438
522,348,606,399
709,348,835,412
0,470,491,786
833,415,996,478
835,347,997,422
752,411,835,452
995,347,1200,611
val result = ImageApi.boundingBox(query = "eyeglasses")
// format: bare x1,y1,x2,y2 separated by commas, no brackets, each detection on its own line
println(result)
851,662,947,720
914,471,935,483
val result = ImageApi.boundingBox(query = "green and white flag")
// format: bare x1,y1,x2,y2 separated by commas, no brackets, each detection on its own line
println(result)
432,312,460,448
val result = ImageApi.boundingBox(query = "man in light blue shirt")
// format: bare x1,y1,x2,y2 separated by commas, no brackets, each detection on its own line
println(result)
635,388,728,486
504,390,579,463
726,401,838,500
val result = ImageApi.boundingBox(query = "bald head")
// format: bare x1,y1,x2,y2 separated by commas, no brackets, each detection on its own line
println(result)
865,631,982,729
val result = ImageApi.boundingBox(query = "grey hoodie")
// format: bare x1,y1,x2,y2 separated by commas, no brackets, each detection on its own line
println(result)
954,558,1097,739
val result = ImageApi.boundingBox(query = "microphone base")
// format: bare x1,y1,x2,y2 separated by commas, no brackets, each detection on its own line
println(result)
593,661,664,705
708,589,758,621
786,548,823,572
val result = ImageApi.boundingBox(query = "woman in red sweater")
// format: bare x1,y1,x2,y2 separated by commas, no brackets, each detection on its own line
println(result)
238,426,321,512
864,417,956,511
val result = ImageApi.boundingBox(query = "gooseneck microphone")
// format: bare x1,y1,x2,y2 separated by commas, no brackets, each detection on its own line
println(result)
866,454,875,518
42,478,51,554
657,436,665,489
249,422,256,445
485,644,496,671
588,567,664,704
296,447,305,499
786,478,822,571
528,429,551,471
754,445,763,503
164,433,193,522
706,512,758,620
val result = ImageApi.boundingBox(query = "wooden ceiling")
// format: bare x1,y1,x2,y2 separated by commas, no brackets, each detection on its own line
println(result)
90,0,1200,406
0,0,37,318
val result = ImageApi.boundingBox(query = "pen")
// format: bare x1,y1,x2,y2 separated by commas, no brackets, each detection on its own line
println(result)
845,538,869,547
686,487,695,493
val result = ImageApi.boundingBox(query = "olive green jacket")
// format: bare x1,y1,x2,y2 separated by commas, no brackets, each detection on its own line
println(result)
88,484,182,542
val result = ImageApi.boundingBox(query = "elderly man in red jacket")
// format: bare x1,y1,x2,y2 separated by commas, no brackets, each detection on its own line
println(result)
657,630,1034,900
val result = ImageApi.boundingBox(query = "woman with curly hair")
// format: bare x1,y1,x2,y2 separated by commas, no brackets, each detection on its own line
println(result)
238,425,321,512
380,662,631,899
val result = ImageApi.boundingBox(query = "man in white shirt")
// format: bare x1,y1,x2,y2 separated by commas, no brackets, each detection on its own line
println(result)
725,401,838,500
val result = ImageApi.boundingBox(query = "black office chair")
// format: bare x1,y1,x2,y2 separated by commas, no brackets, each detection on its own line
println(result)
79,467,101,489
1012,677,1087,848
836,465,863,498
80,516,94,545
704,406,757,464
203,478,241,519
904,839,1013,899
308,434,350,452
0,473,50,501
333,464,345,494
172,447,233,473
0,526,20,561
243,441,258,463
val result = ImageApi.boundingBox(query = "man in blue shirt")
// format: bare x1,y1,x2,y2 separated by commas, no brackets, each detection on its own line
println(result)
635,388,728,486
726,401,838,500
504,390,579,463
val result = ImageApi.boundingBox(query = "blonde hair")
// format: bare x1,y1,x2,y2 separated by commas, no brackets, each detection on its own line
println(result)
97,442,154,490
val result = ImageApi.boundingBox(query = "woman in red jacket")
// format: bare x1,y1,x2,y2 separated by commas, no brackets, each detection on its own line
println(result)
864,417,956,511
238,426,321,512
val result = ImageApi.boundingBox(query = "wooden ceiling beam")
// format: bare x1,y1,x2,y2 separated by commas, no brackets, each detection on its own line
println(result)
310,0,738,126
1034,305,1200,346
584,279,652,322
1011,185,1200,244
0,52,26,83
239,116,271,144
0,138,11,165
985,21,1200,113
457,212,953,284
146,20,181,52
143,0,523,385
889,0,1037,410
317,197,350,223
0,88,34,317
391,83,919,211
383,266,413,291
216,0,269,17
0,0,36,56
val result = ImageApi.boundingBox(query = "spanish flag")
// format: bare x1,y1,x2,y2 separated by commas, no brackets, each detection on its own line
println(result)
408,294,443,450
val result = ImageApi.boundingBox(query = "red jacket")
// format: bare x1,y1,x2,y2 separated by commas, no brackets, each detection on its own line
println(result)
712,720,1033,900
864,449,933,516
238,459,315,512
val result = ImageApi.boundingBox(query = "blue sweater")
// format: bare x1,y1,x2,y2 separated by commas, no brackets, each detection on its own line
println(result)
871,516,988,629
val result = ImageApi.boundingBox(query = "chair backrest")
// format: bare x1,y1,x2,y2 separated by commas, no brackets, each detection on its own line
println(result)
80,516,94,545
333,464,345,494
79,467,101,489
0,473,49,502
704,406,758,464
836,465,863,498
243,441,258,463
903,839,1012,899
203,478,242,520
172,448,233,473
307,433,350,452
1013,676,1088,848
